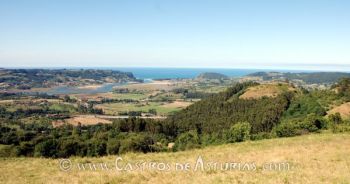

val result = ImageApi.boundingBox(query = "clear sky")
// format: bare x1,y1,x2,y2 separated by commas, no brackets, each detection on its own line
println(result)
0,0,350,70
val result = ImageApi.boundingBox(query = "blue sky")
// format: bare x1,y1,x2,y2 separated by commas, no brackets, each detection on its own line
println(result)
0,0,350,70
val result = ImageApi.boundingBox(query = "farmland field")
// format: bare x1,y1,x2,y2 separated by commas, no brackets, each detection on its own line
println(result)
96,101,192,115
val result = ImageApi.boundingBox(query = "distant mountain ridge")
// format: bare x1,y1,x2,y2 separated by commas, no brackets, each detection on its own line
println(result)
0,69,137,90
247,72,350,84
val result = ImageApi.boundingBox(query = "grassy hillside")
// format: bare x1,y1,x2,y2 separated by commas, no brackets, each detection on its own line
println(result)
328,102,350,119
239,83,296,99
1,133,349,184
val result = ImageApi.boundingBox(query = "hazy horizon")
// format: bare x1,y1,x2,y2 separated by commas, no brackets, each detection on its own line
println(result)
1,65,350,72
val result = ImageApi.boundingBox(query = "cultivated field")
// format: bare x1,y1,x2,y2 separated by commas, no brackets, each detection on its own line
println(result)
1,133,349,184
96,101,193,116
72,92,149,101
113,80,179,91
52,115,113,127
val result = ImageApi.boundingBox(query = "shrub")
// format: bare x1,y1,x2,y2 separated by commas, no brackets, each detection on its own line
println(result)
274,121,300,137
331,123,350,133
16,142,34,157
0,145,17,157
34,139,59,158
119,133,154,154
174,130,200,151
250,132,272,141
200,132,227,146
275,115,327,137
107,138,121,155
328,113,343,125
226,122,251,143
58,139,79,158
299,114,327,132
331,124,350,133
95,141,107,156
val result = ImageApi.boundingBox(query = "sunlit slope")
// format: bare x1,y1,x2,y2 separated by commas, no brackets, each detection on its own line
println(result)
1,133,349,184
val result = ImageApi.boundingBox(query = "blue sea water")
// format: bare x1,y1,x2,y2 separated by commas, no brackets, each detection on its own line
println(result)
106,67,312,80
13,66,321,80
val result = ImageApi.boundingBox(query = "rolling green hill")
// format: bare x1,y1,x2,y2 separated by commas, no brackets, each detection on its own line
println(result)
165,82,294,135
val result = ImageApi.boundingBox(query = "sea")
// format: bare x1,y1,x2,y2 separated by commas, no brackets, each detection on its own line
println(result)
12,66,325,80
86,67,313,80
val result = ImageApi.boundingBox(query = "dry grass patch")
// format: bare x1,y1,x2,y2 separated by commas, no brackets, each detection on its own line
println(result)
327,102,350,119
161,101,193,108
240,83,296,99
53,115,112,127
1,133,350,184
72,92,148,101
114,80,190,92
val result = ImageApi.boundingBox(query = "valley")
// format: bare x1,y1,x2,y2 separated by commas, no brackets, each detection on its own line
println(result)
1,68,350,183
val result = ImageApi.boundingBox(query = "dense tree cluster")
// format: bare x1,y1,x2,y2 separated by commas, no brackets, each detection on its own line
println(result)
0,118,167,157
165,82,292,136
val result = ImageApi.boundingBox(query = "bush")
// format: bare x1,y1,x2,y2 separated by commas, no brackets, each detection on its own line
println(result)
34,139,59,158
299,114,327,132
274,121,300,137
200,132,226,146
58,139,79,158
329,115,350,133
16,142,34,157
174,130,200,151
0,145,17,157
331,123,350,133
275,115,326,137
328,113,343,125
250,132,272,141
107,139,121,155
118,133,154,154
226,122,251,143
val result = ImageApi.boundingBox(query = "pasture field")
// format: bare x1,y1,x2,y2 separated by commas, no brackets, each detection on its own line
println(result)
113,80,178,91
71,92,149,101
52,115,113,127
